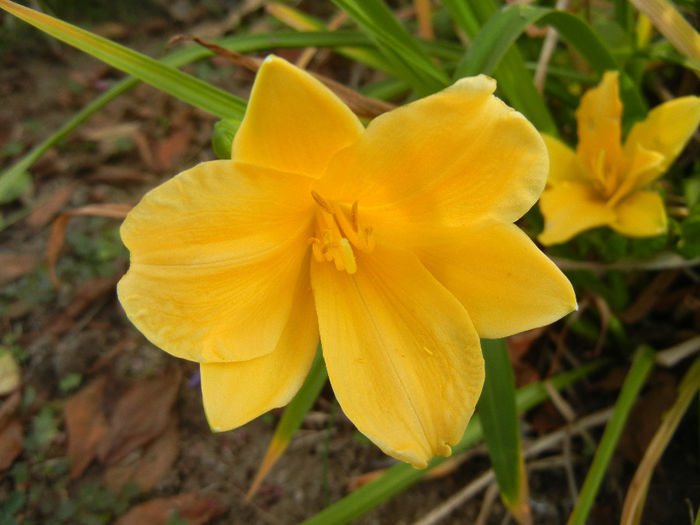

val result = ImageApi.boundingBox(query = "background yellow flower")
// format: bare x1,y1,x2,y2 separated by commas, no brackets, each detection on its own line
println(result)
538,70,700,245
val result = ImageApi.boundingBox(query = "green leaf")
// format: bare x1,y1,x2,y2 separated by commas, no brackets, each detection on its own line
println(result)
567,346,656,525
678,203,700,258
442,0,558,134
478,338,529,520
266,2,396,75
648,41,700,72
331,0,450,94
211,118,241,160
0,170,31,205
621,355,700,523
0,0,246,119
301,361,605,525
454,5,647,124
247,348,327,500
0,30,375,202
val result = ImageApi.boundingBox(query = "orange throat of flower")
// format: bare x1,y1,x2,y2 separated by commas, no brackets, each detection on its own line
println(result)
309,190,375,274
588,149,620,200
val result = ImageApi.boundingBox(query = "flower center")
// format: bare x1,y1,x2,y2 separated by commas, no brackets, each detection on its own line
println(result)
309,191,375,274
589,149,619,200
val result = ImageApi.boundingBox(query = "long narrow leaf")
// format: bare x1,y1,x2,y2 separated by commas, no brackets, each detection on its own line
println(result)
0,30,376,200
0,0,246,119
266,2,394,74
620,355,700,524
302,361,605,525
567,346,656,525
247,348,328,500
629,0,700,63
441,0,558,134
478,338,530,523
331,0,450,94
455,5,647,125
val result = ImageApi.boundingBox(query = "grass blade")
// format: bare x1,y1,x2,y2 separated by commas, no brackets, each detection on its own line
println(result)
629,0,700,63
478,338,530,524
266,2,394,74
331,0,450,94
620,355,700,524
567,346,656,525
247,348,328,500
0,30,376,201
454,5,647,125
442,0,557,134
0,0,246,119
301,361,605,525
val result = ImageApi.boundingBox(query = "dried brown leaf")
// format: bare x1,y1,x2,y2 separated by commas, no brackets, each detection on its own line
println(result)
80,122,141,157
130,130,158,171
47,203,131,289
589,293,612,357
98,368,182,465
347,469,385,492
593,366,629,391
619,371,678,463
181,38,395,118
529,402,566,434
620,270,681,324
65,375,109,479
156,129,192,172
114,493,223,525
0,417,23,471
103,414,179,493
87,337,138,374
44,275,121,338
0,391,21,428
507,327,546,387
508,327,546,360
26,185,73,230
86,166,155,185
0,253,40,287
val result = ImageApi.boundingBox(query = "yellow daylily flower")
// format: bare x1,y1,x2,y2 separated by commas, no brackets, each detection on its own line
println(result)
117,56,576,468
539,71,700,245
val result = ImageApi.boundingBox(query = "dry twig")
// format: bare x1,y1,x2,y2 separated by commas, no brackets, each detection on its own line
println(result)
411,409,613,525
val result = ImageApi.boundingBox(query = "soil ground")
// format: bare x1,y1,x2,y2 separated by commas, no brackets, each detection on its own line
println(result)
1,3,699,524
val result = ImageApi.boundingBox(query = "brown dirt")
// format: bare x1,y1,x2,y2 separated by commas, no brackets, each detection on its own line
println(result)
1,3,699,525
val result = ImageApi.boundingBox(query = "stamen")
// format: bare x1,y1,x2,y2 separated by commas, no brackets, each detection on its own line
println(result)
339,238,357,274
309,237,325,263
309,191,374,274
311,190,333,213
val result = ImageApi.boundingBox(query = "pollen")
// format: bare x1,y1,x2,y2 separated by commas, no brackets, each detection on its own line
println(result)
309,191,375,274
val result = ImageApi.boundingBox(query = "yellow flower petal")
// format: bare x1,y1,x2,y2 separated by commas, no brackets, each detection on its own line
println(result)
200,270,318,431
623,95,700,176
538,181,616,245
575,71,623,172
118,160,314,363
611,190,667,237
543,135,586,186
310,247,484,468
233,56,364,178
609,144,664,206
316,75,548,235
418,223,577,339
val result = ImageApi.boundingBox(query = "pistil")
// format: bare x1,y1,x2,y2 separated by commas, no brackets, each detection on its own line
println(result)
309,191,375,274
